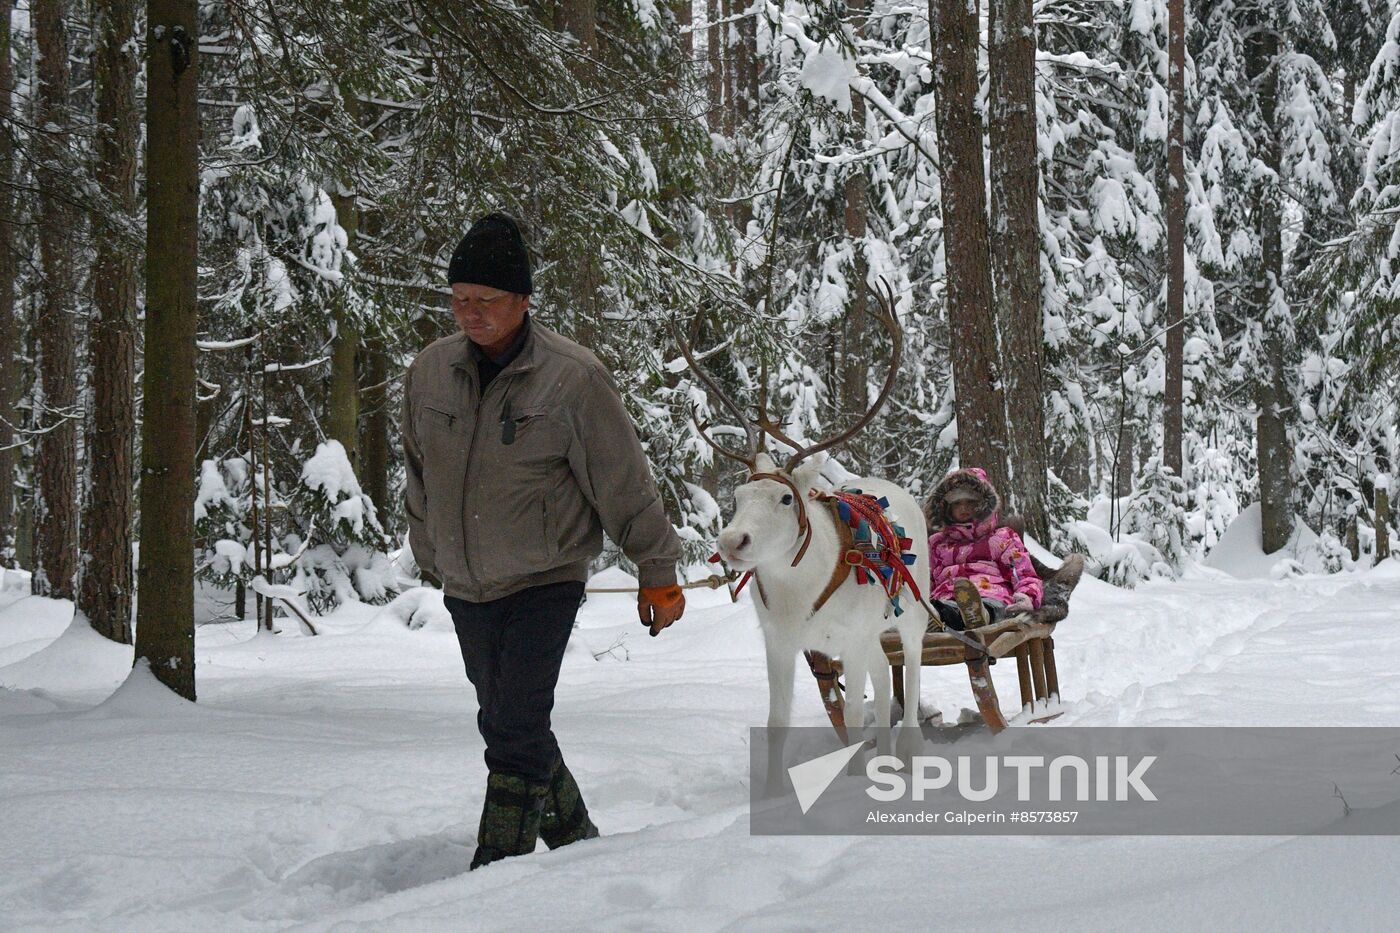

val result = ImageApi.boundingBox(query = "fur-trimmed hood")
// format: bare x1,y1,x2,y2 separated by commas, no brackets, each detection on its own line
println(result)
925,467,1001,529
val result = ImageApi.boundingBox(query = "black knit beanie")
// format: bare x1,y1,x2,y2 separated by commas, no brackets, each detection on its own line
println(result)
447,212,533,295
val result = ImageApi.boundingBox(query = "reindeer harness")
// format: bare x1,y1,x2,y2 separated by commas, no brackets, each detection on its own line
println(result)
709,474,923,622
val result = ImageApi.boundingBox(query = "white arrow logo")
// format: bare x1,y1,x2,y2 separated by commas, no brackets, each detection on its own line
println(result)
788,741,867,814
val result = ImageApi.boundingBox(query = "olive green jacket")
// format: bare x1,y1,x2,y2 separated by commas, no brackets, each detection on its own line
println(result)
401,322,680,602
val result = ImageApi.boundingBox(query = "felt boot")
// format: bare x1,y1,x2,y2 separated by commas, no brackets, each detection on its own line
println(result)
539,756,600,849
470,771,549,870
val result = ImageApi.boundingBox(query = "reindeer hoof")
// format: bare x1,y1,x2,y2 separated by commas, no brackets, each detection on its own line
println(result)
895,726,923,767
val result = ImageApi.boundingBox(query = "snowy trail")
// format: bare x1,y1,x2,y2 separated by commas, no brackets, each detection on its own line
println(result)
3,568,1400,931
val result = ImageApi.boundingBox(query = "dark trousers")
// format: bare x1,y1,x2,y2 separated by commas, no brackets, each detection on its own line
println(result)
444,581,585,785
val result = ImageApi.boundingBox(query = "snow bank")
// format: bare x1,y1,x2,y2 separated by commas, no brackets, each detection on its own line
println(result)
78,659,203,721
4,558,1400,929
363,587,454,633
1202,502,1324,578
0,611,131,695
0,593,73,667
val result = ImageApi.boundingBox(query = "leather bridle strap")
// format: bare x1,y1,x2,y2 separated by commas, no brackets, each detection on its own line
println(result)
807,499,855,617
749,497,855,621
747,471,813,567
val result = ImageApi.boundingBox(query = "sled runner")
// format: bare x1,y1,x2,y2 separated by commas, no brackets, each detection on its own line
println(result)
804,526,1083,737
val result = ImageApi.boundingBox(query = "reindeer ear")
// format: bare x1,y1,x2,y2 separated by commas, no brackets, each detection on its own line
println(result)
790,455,827,491
754,451,777,474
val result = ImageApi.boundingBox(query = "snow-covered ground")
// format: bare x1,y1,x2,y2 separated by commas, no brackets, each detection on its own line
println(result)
3,552,1400,931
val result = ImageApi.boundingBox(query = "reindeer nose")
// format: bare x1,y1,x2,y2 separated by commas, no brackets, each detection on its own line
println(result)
719,528,751,557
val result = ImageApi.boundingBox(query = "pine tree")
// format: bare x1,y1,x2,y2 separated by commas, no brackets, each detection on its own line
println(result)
136,0,199,699
928,0,1011,493
79,0,140,644
31,0,79,600
0,0,17,565
989,0,1049,537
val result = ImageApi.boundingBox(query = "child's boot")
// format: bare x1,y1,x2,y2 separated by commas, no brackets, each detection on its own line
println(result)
952,577,990,630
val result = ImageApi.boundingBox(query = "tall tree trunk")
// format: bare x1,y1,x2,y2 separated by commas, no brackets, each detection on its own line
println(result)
554,1,603,350
1115,414,1134,500
0,0,17,564
1247,28,1293,555
32,0,79,599
988,0,1048,537
79,0,139,644
839,0,870,471
672,0,692,58
329,91,360,474
721,0,736,137
137,0,198,699
360,337,389,530
555,0,596,50
1163,0,1185,482
928,0,1011,494
706,0,723,134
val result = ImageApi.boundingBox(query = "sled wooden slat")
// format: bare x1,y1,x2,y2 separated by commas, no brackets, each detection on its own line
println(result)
1044,636,1061,701
1016,644,1033,710
985,620,1056,658
1029,638,1049,703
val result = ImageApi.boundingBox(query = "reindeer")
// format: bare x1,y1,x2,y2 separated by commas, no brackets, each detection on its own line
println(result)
679,283,930,792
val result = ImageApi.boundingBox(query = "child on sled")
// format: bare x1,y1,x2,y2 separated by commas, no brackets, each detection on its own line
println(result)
925,467,1042,630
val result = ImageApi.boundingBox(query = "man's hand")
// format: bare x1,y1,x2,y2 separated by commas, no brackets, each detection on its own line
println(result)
638,584,685,637
1007,593,1034,614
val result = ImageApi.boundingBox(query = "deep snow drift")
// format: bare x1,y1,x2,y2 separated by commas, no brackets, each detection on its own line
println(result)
3,554,1400,931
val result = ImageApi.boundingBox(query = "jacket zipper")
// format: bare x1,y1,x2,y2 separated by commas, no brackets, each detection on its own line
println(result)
461,371,519,600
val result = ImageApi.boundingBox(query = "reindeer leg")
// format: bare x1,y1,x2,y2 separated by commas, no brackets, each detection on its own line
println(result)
869,641,893,756
763,635,797,798
841,650,869,774
895,616,927,765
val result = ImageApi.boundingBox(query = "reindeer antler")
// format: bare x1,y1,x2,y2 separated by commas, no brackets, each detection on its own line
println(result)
784,278,905,471
673,316,761,469
673,278,904,476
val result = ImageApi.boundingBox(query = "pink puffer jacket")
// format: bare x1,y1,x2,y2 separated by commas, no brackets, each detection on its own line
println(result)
926,467,1043,608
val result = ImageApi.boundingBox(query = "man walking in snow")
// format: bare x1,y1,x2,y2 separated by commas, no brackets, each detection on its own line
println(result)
401,212,686,869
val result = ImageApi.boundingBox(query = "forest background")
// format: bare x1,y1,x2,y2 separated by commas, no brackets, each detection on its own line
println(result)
2,0,1399,697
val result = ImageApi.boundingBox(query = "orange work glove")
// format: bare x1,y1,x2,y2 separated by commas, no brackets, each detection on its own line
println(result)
638,584,685,637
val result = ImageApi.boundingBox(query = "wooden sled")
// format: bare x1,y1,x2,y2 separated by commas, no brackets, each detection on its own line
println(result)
805,541,1084,738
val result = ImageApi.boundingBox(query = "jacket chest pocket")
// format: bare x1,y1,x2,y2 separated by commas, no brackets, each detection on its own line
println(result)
418,400,470,459
489,406,564,472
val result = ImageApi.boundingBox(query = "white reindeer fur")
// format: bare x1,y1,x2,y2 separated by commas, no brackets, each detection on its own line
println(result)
716,454,929,792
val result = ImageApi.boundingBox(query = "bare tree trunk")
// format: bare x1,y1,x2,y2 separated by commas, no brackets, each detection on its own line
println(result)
706,0,723,134
360,337,389,530
673,0,692,58
729,0,758,232
988,0,1048,537
0,0,17,564
1163,0,1185,482
928,0,1011,495
553,4,603,349
839,0,870,471
739,0,758,114
32,0,79,599
136,0,198,699
1115,415,1134,499
555,0,596,50
1375,482,1390,563
79,0,139,644
1056,434,1091,498
721,0,736,137
1247,28,1293,555
329,91,360,475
